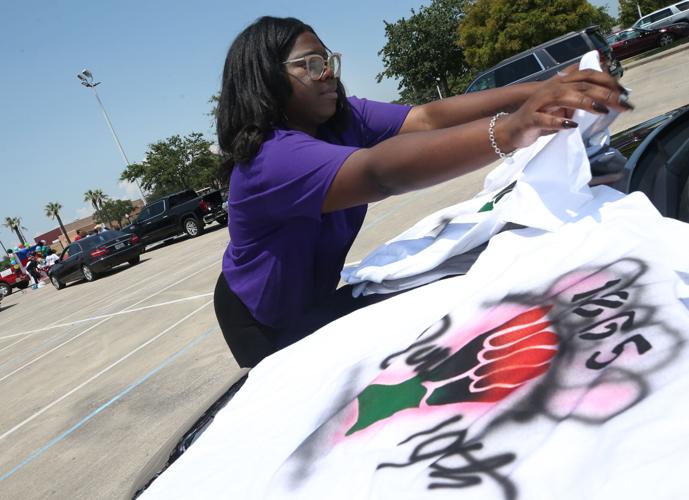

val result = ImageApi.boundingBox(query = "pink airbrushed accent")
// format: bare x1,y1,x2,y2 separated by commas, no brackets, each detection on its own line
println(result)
550,270,616,299
374,367,417,386
546,379,642,420
332,401,360,445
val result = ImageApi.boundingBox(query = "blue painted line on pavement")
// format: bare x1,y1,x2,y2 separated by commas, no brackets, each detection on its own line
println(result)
0,326,217,482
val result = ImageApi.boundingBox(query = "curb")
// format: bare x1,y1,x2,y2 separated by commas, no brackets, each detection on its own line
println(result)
622,41,689,71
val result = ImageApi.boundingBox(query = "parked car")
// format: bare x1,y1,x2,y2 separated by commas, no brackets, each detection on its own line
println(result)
606,24,689,60
610,104,689,222
48,230,144,290
122,189,225,247
0,266,30,296
631,1,689,30
465,26,622,94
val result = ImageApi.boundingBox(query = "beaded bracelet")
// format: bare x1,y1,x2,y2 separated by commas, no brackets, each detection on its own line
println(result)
488,112,514,160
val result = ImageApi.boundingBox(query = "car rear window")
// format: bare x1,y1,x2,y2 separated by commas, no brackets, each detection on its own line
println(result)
677,1,689,11
79,231,125,248
170,191,196,207
493,54,543,87
545,35,591,63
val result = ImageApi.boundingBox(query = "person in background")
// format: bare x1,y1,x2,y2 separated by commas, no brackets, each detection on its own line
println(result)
45,249,60,268
74,230,83,241
25,254,42,288
213,16,632,368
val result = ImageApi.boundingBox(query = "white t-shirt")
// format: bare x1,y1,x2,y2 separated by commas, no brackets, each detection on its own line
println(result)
45,254,59,266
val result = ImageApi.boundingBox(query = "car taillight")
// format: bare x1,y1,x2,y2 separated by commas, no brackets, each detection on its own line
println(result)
130,234,140,244
597,49,607,67
90,247,109,258
199,200,209,212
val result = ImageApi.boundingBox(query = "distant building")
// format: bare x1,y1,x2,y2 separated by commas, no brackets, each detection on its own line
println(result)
35,199,145,251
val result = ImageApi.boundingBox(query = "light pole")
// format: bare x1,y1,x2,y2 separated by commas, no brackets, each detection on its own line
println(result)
76,69,146,202
435,77,443,100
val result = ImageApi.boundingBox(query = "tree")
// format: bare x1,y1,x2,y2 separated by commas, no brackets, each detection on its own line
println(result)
84,189,109,212
618,0,667,27
44,202,71,245
459,0,616,70
3,216,27,246
377,0,472,104
92,199,134,229
121,132,222,201
208,92,220,124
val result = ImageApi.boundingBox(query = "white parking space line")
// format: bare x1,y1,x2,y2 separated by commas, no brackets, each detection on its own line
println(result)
42,252,220,330
0,300,213,442
42,265,174,329
0,293,213,341
0,325,218,482
0,260,219,383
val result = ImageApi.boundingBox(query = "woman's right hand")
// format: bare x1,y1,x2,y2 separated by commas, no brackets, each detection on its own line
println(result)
496,67,634,152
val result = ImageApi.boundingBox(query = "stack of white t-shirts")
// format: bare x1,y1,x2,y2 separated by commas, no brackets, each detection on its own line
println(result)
342,51,620,297
142,182,689,499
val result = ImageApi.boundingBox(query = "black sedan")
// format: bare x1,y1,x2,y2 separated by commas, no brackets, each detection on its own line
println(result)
49,230,144,290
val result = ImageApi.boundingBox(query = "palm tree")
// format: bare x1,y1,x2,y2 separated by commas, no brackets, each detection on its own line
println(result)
45,202,71,245
84,189,109,211
2,216,27,246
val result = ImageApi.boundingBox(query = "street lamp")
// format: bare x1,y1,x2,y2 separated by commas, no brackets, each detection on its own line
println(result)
76,68,146,202
435,77,443,100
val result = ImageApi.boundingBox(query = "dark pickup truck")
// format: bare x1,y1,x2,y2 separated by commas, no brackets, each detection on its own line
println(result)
123,189,227,246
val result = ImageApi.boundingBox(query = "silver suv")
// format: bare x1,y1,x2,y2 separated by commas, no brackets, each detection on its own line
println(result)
465,27,621,94
632,1,689,30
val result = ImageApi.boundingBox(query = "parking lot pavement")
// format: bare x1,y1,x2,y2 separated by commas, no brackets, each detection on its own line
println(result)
611,45,689,134
2,49,689,500
0,226,242,499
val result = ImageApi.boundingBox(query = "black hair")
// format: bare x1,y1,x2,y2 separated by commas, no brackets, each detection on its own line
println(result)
216,16,350,175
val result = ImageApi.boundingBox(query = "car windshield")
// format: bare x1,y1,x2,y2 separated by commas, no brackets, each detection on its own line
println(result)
79,231,125,248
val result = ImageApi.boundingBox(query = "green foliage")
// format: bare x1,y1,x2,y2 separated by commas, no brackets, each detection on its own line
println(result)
44,201,71,244
2,216,27,246
120,132,222,201
92,199,135,229
44,202,62,219
83,189,109,211
208,92,220,124
377,0,471,103
594,6,617,33
459,0,616,69
618,0,669,27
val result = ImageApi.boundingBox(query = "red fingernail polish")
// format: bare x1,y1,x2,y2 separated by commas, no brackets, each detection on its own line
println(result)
563,120,579,129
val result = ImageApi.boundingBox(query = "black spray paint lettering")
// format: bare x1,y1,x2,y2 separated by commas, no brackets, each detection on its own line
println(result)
378,416,517,499
571,275,653,370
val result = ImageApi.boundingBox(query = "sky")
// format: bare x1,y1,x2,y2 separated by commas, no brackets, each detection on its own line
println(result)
0,0,617,249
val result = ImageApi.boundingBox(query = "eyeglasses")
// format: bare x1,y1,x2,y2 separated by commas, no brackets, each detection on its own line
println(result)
282,52,341,80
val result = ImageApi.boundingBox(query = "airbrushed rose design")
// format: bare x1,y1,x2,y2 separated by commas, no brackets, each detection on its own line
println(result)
347,306,558,435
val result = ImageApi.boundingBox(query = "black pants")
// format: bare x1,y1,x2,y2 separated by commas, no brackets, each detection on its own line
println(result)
213,274,395,368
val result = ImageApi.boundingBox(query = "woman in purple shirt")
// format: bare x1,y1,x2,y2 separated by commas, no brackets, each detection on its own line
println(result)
214,16,631,368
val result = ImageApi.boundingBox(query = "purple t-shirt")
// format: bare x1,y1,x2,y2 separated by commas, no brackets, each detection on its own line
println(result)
222,96,411,328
